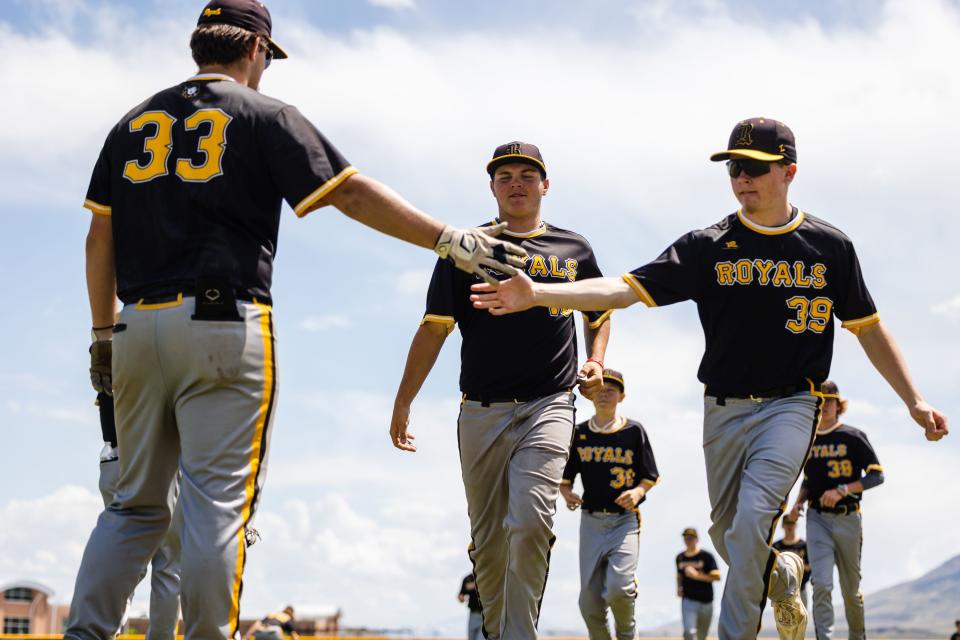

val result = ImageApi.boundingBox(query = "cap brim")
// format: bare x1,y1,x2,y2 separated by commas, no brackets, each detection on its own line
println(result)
709,149,785,162
486,154,546,176
602,376,625,390
264,35,288,59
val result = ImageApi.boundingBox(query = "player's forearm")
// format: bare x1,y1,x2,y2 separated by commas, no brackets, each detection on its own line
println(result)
85,215,118,331
583,316,611,361
846,469,884,493
856,321,925,408
326,173,445,249
639,478,656,493
394,324,448,406
533,276,639,312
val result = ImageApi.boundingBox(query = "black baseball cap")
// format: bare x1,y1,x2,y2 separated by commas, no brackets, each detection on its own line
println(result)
486,141,547,178
710,117,797,163
602,369,625,392
682,527,698,538
820,380,842,400
197,0,289,59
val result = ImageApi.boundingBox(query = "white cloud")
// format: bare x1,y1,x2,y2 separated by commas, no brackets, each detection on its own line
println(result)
6,399,95,425
298,314,352,331
394,268,432,296
367,0,417,10
931,294,960,321
0,486,102,597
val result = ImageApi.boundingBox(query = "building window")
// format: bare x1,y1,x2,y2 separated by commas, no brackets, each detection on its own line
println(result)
4,618,31,633
4,587,34,602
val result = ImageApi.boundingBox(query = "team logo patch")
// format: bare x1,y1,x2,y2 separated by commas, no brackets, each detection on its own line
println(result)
203,7,222,17
182,85,199,98
723,240,738,250
735,123,753,146
507,142,522,155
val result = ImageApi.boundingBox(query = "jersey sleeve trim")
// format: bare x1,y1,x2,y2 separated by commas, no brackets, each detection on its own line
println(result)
585,309,613,329
83,199,112,216
864,464,883,473
560,479,573,486
293,166,359,218
621,274,657,307
840,312,880,335
421,314,456,334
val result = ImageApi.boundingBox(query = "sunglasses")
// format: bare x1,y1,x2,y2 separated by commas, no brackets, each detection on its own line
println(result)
726,158,775,178
258,40,274,69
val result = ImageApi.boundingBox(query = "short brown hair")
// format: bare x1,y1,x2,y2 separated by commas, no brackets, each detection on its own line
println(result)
190,23,258,67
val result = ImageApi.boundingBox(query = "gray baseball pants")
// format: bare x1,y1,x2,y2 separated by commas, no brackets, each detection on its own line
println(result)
703,392,821,640
468,611,484,640
66,298,278,640
807,508,865,640
578,511,640,640
681,597,713,640
458,391,575,640
99,458,181,639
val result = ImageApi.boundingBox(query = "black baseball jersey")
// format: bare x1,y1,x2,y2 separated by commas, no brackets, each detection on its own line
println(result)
459,573,481,613
802,424,882,508
676,550,719,603
562,418,659,513
84,73,355,305
423,222,608,399
772,539,811,587
624,209,878,395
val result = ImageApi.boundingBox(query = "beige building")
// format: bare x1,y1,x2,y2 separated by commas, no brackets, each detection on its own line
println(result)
0,581,70,634
0,580,340,636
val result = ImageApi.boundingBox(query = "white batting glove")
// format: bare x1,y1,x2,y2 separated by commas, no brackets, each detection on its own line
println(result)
434,222,528,285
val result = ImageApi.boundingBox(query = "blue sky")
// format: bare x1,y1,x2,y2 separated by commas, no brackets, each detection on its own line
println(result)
1,0,958,635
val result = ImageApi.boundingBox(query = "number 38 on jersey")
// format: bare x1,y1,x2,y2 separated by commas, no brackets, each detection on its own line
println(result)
123,108,233,184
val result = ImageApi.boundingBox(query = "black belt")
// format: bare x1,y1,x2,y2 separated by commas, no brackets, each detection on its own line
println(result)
126,290,263,306
463,388,571,407
583,508,627,516
706,380,815,404
813,502,860,515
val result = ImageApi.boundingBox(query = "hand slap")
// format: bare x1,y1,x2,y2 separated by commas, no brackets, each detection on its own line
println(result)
470,272,536,315
434,223,527,287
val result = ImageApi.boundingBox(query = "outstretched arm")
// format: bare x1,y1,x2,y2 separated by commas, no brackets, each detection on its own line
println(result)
856,321,948,441
471,273,640,315
324,174,526,284
390,322,450,452
324,173,443,248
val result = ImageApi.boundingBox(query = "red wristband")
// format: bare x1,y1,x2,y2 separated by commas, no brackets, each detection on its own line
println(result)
587,357,604,368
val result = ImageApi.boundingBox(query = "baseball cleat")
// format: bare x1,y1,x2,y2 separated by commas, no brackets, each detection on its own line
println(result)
771,551,807,640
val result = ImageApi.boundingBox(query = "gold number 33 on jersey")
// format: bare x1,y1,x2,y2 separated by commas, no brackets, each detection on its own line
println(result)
123,108,233,184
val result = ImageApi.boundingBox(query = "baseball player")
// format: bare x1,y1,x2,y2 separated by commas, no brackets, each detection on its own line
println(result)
676,528,721,640
772,515,810,612
788,380,884,640
470,117,949,640
559,369,659,640
71,1,527,638
458,573,483,640
243,606,298,640
952,619,960,640
390,141,612,639
96,392,181,640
